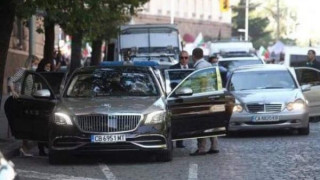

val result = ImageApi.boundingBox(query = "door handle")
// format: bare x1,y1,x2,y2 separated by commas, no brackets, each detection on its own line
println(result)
208,95,220,100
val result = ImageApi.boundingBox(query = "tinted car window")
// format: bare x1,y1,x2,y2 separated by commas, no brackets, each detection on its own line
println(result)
229,70,297,91
179,68,218,94
38,72,66,94
167,70,193,91
219,60,263,71
296,69,320,86
66,68,159,97
21,73,51,96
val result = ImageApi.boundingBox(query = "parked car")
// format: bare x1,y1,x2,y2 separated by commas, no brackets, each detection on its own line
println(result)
218,54,264,72
294,67,320,118
227,64,310,135
6,61,233,164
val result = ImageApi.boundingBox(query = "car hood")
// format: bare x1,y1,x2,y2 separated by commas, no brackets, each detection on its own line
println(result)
231,89,301,104
58,96,165,115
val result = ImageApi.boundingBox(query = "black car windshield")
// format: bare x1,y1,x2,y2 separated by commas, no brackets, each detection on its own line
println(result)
66,68,159,97
229,70,297,91
219,60,263,71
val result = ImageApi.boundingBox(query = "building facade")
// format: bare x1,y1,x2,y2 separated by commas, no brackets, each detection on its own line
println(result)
4,17,45,94
132,0,232,41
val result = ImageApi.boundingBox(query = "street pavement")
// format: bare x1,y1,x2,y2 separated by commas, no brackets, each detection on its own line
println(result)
9,123,320,180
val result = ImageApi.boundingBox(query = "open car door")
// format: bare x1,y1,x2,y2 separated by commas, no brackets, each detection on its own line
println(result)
6,71,57,142
294,67,320,117
167,67,233,140
163,69,194,94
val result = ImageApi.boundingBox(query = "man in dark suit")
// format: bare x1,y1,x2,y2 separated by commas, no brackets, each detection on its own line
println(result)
169,50,192,148
170,50,193,69
306,49,320,70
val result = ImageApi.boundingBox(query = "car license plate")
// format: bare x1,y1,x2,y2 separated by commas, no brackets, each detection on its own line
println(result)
91,135,126,143
252,115,280,122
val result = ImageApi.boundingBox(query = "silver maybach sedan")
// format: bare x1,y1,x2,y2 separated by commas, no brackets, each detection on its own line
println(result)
227,64,310,135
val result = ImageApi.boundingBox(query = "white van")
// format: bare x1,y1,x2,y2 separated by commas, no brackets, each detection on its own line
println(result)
283,46,320,67
210,41,254,55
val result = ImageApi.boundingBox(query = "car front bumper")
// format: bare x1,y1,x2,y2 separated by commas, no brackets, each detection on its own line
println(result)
49,123,168,152
228,110,309,132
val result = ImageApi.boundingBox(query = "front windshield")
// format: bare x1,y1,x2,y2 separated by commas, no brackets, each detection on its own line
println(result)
219,60,263,71
66,68,159,97
229,70,297,91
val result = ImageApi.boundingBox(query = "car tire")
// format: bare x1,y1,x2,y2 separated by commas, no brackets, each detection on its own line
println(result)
157,132,173,162
298,124,310,135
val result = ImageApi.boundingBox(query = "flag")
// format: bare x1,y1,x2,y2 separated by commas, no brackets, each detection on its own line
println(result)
258,46,269,59
220,0,230,12
193,33,204,47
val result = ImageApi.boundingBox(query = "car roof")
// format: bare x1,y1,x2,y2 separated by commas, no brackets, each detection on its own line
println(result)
218,56,261,61
74,61,159,73
232,64,290,72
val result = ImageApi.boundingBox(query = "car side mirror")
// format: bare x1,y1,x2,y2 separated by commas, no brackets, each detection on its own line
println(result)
301,84,311,92
175,87,193,96
32,89,51,98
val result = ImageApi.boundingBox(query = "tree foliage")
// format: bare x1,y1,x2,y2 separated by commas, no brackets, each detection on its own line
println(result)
232,0,272,48
16,0,148,71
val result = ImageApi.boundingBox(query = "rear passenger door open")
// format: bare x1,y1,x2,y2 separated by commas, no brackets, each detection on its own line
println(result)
167,67,233,140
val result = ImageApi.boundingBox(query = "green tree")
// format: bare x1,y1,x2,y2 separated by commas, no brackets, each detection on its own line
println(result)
17,0,148,72
0,0,17,105
232,0,272,48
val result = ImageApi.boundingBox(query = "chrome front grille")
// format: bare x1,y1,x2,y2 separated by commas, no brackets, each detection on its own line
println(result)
76,114,142,133
246,104,282,113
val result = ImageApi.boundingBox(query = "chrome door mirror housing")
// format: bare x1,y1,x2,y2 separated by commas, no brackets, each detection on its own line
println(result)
175,87,193,96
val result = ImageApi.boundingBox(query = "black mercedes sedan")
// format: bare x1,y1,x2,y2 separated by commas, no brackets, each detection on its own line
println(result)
5,61,233,164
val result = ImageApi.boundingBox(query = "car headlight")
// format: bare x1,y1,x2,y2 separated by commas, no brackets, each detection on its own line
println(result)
54,112,73,125
286,99,306,111
145,111,166,124
233,104,243,112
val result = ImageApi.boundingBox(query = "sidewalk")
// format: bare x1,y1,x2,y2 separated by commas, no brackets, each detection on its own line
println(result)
0,95,20,159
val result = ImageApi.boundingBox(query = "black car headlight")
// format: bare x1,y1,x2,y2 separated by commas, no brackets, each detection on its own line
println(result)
54,112,73,125
145,111,166,124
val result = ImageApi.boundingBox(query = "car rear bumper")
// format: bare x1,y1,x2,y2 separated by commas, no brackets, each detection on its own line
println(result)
228,110,309,131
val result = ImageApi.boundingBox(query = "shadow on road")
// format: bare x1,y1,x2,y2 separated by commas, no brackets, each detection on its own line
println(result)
52,151,161,165
223,129,303,139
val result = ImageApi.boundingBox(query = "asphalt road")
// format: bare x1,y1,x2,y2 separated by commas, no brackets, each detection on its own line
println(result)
10,122,320,180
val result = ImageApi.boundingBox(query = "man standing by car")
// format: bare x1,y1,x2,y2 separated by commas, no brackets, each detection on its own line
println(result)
306,50,320,70
190,48,220,156
169,50,193,148
170,50,192,70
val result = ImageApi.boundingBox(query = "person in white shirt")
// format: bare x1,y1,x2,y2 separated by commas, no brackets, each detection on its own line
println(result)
190,48,220,156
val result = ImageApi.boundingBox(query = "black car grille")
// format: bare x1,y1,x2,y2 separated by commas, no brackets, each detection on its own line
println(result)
246,104,282,113
76,114,142,133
